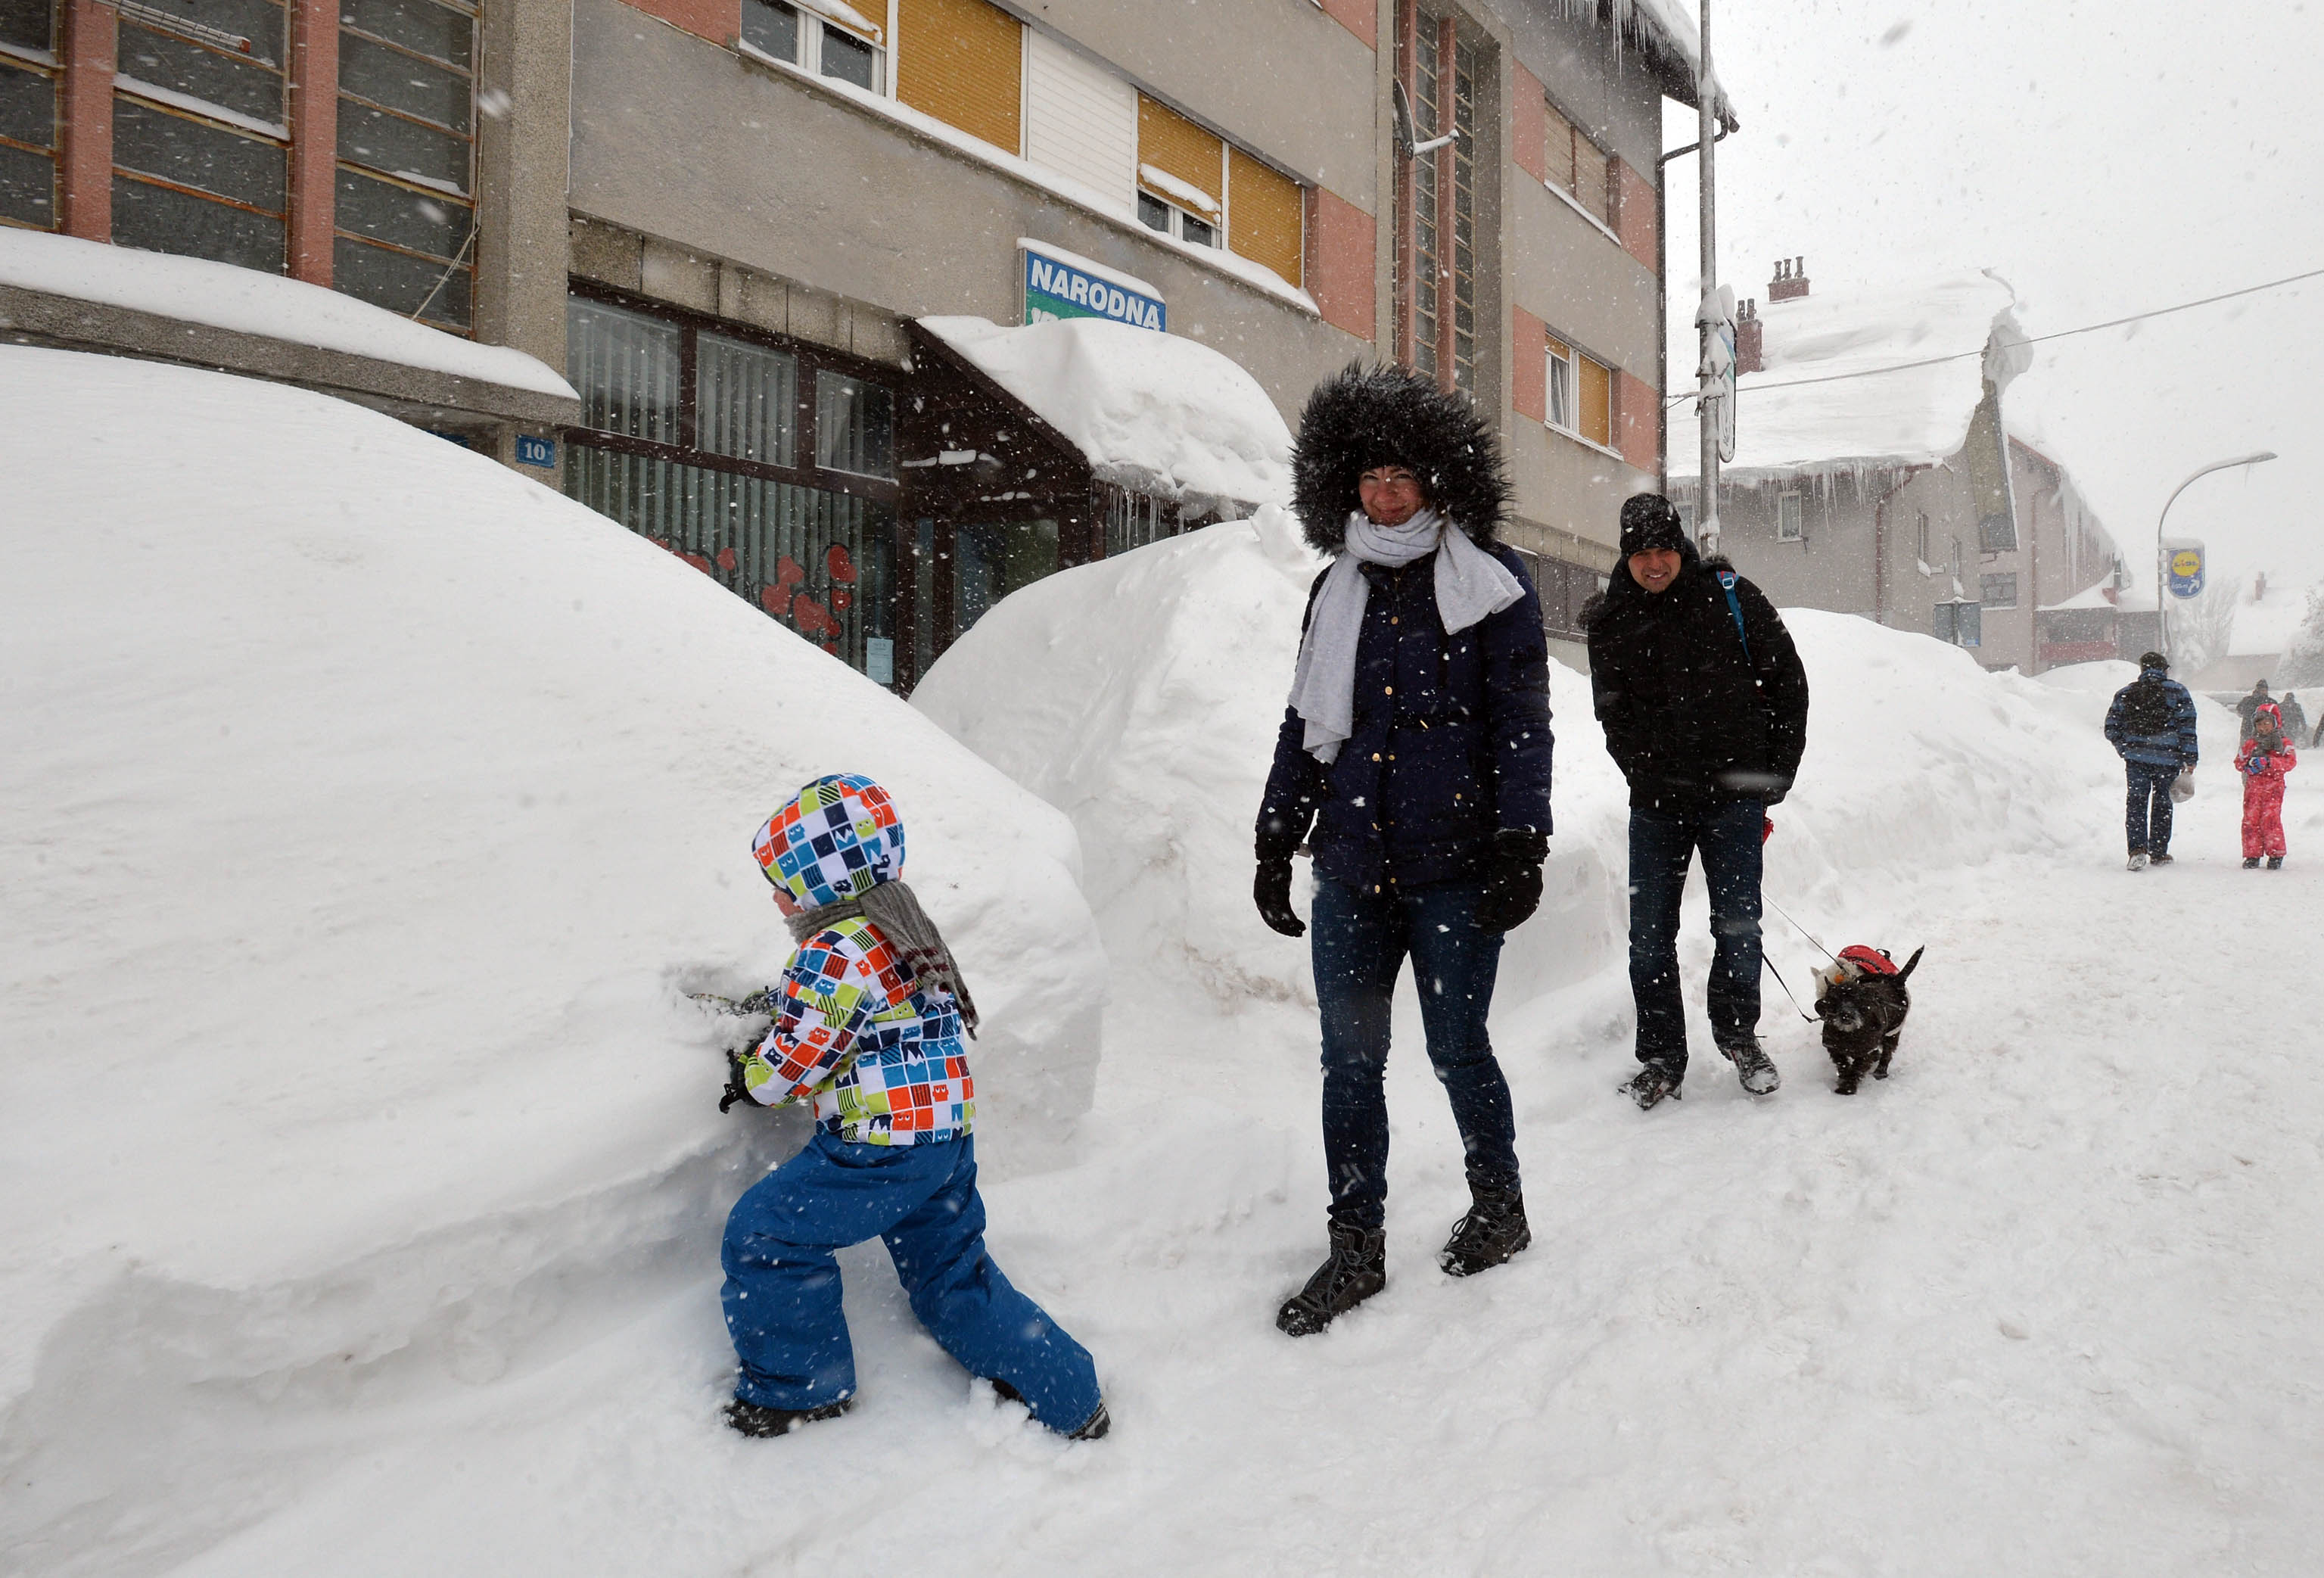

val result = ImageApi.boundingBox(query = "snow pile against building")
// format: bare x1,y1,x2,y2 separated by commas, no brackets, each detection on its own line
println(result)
917,315,1293,515
0,347,1103,1568
916,517,2137,1016
0,228,576,397
1687,269,2030,479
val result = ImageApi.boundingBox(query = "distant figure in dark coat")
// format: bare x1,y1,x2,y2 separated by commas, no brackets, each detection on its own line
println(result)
1255,363,1552,1337
2105,651,2200,870
2276,691,2307,743
1582,496,1809,1111
2236,680,2273,740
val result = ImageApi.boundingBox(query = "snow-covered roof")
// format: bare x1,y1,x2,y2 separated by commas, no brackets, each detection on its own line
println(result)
2229,579,2312,658
919,315,1292,510
1675,271,2025,481
0,228,576,399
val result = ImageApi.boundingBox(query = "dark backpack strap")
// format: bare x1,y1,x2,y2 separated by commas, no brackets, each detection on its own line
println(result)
1716,570,1752,663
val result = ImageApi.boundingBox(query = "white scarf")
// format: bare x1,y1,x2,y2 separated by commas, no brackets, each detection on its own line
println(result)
1286,509,1525,763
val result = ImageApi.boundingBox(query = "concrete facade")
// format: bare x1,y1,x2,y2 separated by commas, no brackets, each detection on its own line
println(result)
8,0,1723,686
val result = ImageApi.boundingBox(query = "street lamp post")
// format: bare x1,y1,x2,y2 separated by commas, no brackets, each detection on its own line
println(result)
2154,451,2276,663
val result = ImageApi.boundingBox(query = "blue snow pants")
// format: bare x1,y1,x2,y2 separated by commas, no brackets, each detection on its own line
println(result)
720,1132,1102,1433
1628,798,1766,1076
2124,762,2177,855
1312,876,1520,1231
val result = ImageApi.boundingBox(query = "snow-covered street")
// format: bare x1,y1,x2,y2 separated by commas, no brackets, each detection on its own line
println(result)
7,350,2321,1574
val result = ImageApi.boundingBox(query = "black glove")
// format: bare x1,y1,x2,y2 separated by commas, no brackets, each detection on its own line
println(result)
1471,829,1549,934
1254,852,1305,938
719,1046,756,1113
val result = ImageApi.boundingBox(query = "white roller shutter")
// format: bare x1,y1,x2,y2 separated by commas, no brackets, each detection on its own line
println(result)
1023,30,1135,203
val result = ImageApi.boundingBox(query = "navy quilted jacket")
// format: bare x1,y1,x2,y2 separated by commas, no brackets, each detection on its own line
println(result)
1255,546,1554,894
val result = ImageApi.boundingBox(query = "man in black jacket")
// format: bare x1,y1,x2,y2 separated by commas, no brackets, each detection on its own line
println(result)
1255,363,1554,1334
1583,495,1809,1110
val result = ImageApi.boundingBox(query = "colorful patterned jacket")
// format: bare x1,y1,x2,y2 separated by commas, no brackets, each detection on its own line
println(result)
739,914,974,1145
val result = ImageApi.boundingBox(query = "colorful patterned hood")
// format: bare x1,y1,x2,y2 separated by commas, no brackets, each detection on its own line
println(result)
752,774,905,909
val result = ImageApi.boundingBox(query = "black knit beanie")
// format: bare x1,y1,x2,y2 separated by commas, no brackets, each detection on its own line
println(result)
2139,651,2168,671
1619,493,1686,558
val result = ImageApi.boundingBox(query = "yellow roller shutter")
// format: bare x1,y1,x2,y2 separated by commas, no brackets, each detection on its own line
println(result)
898,0,1022,155
1579,354,1613,448
1227,147,1302,286
1542,101,1575,192
1137,94,1222,214
1573,135,1610,226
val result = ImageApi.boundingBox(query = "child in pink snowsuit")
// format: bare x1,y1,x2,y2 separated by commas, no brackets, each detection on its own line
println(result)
2235,702,2296,868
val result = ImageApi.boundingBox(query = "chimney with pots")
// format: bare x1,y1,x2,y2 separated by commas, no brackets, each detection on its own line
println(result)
1769,255,1811,302
1734,297,1762,375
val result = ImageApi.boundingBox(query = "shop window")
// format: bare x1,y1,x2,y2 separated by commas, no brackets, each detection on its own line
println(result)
110,0,288,272
565,291,901,686
1980,572,2018,609
954,519,1058,635
1543,99,1613,229
746,0,888,94
0,24,56,231
1546,335,1612,449
1778,493,1803,542
816,372,894,478
1104,487,1174,557
336,0,478,329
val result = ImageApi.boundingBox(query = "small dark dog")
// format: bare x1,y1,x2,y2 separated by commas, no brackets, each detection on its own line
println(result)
1812,945,1924,1094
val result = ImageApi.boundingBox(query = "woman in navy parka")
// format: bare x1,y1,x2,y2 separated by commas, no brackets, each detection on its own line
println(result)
1254,363,1554,1337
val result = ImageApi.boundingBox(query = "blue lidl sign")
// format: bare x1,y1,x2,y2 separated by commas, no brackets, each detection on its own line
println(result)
1023,247,1166,331
2166,541,2205,599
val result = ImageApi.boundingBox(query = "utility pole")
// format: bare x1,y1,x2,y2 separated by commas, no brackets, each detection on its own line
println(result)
1695,0,1721,553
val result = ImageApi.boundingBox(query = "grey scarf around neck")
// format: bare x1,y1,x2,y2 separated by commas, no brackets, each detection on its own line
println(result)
787,879,980,1037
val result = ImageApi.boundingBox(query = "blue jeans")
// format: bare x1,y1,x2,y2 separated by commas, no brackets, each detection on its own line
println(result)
1628,799,1766,1075
2124,762,2177,854
1312,876,1520,1230
720,1132,1101,1432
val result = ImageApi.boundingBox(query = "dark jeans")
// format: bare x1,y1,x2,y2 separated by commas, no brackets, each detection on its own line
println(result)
1628,799,1766,1076
1312,876,1519,1230
2124,762,2178,854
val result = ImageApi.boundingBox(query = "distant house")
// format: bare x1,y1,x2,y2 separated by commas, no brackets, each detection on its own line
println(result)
2184,571,2316,693
1672,264,2125,674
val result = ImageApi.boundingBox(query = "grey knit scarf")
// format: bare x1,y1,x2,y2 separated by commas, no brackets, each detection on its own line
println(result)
786,879,980,1037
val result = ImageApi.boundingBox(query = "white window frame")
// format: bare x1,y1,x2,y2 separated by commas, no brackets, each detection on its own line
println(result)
1546,341,1576,432
742,1,887,94
1137,189,1218,249
1777,493,1803,542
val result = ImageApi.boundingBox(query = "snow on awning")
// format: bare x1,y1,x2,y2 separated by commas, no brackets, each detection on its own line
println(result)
0,228,577,400
1675,271,2025,482
917,315,1291,512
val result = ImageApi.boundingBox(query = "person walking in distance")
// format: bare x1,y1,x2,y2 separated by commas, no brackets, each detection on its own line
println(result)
2105,651,2200,871
1581,494,1810,1112
1255,363,1554,1336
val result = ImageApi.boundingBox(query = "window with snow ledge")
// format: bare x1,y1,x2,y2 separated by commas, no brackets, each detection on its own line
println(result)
335,0,481,331
1777,493,1803,542
745,0,888,95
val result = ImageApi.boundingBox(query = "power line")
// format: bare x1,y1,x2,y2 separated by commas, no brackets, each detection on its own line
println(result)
1665,263,2324,406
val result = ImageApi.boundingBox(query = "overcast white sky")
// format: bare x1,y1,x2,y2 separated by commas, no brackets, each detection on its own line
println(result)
1660,0,2324,598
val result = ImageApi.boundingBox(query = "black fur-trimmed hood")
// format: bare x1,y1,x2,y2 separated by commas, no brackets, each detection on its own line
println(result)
1290,363,1512,553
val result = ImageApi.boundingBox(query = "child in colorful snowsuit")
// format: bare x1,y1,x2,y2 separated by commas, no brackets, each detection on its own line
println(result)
2235,702,2296,869
717,773,1106,1439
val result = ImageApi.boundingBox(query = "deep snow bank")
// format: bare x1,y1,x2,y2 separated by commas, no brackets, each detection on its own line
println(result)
914,518,2169,1011
0,348,1103,1555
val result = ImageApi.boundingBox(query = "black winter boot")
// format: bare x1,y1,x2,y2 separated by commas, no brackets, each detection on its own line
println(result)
1276,1222,1386,1336
1438,1183,1529,1276
1619,1064,1682,1110
724,1396,852,1437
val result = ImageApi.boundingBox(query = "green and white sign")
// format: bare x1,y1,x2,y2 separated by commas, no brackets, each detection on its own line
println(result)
1022,244,1166,331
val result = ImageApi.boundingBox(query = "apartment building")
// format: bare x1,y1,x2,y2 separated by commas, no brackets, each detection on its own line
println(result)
2,0,1724,685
